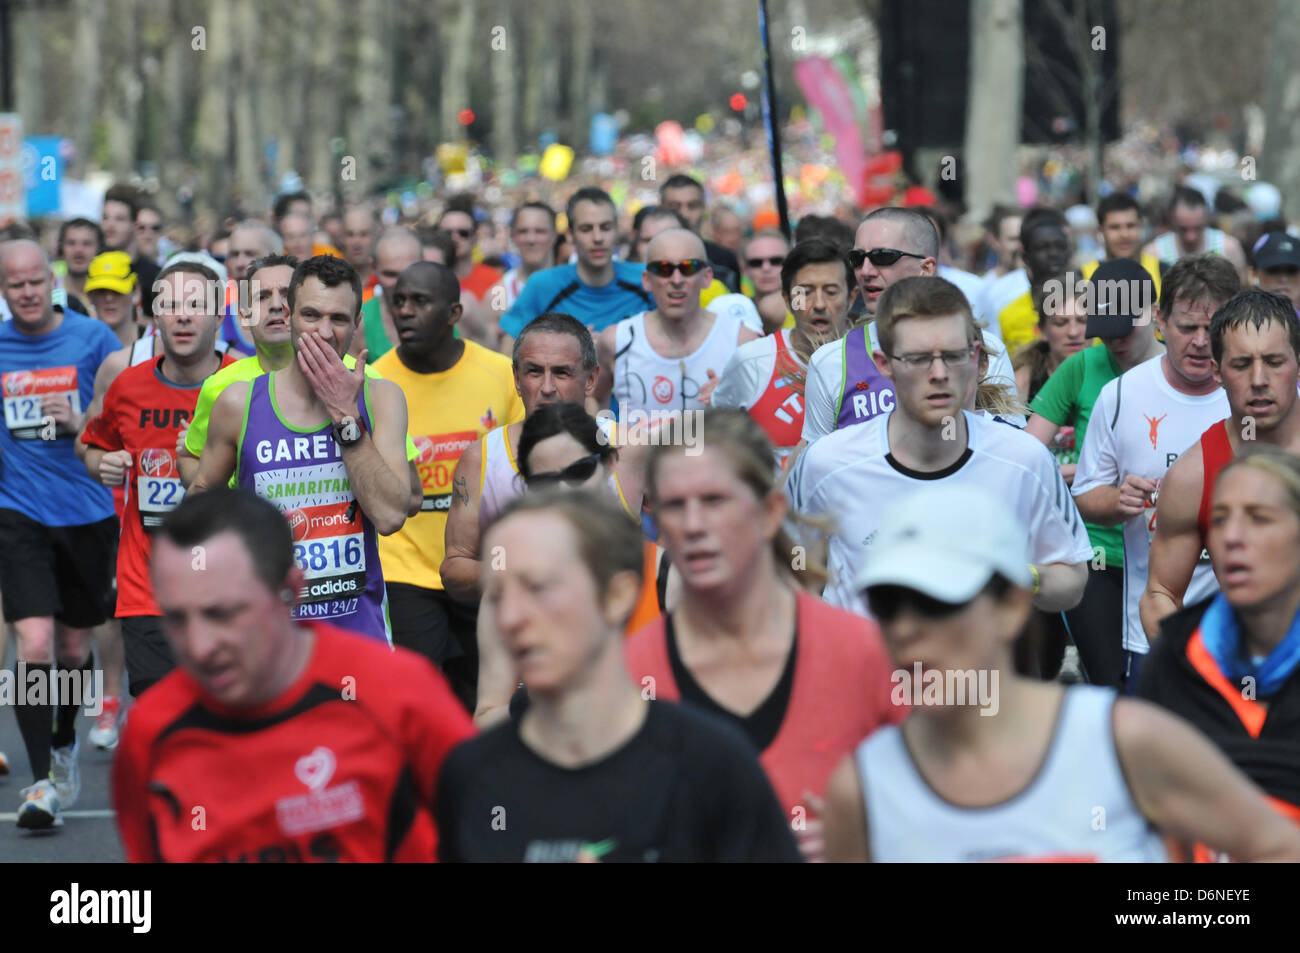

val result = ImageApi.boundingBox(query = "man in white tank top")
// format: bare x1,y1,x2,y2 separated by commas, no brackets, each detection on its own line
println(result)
441,313,599,605
820,486,1300,863
597,229,758,419
1143,186,1248,282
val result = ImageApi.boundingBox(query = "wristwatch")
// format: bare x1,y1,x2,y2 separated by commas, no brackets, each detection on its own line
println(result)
333,416,366,447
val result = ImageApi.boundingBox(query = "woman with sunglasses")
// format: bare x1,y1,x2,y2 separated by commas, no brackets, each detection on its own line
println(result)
473,402,663,727
624,409,902,861
1141,448,1300,861
597,229,758,416
822,485,1300,862
436,489,802,862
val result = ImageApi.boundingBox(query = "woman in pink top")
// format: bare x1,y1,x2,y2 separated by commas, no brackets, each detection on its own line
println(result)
623,409,903,861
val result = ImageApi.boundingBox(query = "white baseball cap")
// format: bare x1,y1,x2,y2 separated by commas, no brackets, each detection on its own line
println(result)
853,485,1033,604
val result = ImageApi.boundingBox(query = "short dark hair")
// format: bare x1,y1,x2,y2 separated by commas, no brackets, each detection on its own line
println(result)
512,201,556,230
246,253,299,285
1159,253,1240,317
103,183,138,218
632,205,687,235
781,239,853,298
154,259,223,318
1019,207,1068,247
287,254,363,319
1096,192,1140,227
517,402,617,482
134,201,162,223
565,187,615,228
875,276,976,357
441,193,477,218
915,205,948,243
0,221,35,243
1210,289,1300,364
513,312,598,373
794,214,855,252
1170,185,1210,214
396,260,461,306
159,488,294,595
984,204,1022,238
58,218,103,257
272,190,311,224
416,226,458,270
660,174,704,198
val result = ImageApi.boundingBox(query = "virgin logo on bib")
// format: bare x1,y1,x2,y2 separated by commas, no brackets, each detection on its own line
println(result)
3,366,80,439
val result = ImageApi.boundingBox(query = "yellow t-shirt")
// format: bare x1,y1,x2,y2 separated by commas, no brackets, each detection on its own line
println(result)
998,291,1040,352
1081,254,1163,300
374,341,525,589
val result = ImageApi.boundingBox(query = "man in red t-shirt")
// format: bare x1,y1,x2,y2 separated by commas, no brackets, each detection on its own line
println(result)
81,261,234,701
113,488,473,862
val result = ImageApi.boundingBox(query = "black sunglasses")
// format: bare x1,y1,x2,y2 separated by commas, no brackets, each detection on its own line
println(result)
848,247,928,269
645,259,708,278
526,453,602,489
746,255,786,269
441,228,473,239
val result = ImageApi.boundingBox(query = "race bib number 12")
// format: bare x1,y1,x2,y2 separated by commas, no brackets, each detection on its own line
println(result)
2,367,80,440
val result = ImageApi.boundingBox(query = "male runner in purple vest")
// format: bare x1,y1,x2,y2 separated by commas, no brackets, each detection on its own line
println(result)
190,256,410,642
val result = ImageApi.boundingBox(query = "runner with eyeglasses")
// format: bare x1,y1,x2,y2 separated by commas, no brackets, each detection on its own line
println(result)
787,276,1091,619
801,208,1017,442
597,229,758,417
821,484,1300,863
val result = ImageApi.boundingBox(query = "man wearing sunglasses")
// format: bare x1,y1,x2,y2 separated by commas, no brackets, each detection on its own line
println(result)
499,188,653,356
787,276,1092,620
598,229,758,417
438,202,502,306
801,207,1017,442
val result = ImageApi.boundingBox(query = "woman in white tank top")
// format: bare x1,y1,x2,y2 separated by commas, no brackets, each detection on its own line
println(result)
821,486,1300,863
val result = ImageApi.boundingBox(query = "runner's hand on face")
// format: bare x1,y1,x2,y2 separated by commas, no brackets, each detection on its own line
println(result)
97,449,134,487
1117,473,1159,518
298,332,366,423
41,393,81,433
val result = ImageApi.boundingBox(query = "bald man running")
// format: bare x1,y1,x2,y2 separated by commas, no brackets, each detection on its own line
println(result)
597,228,758,416
354,227,423,362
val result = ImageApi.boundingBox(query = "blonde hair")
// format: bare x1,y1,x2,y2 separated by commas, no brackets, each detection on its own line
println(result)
1216,446,1300,524
646,409,828,589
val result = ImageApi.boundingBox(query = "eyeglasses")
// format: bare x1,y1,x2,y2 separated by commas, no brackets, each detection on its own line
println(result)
848,247,928,269
886,345,978,371
746,255,786,269
526,454,603,489
645,259,708,278
441,228,473,239
136,223,163,232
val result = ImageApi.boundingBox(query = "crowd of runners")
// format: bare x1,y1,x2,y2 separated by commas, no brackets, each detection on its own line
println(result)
2,165,1300,863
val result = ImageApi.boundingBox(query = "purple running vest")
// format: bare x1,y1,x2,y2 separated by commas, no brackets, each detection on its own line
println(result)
834,324,896,430
238,373,390,643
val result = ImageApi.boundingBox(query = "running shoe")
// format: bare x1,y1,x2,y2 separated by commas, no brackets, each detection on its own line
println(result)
16,779,63,830
89,696,122,750
50,740,81,809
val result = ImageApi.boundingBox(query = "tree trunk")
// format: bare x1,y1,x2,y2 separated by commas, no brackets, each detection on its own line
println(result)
963,0,1023,223
348,0,393,192
305,1,342,196
521,7,549,147
231,0,262,215
1262,0,1300,223
70,0,105,177
440,0,477,143
194,0,234,215
490,0,518,163
567,0,593,149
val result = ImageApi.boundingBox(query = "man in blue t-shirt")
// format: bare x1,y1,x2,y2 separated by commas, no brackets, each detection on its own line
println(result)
498,187,654,352
0,240,122,831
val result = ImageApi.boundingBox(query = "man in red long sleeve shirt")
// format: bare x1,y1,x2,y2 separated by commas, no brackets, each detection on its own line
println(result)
112,488,473,862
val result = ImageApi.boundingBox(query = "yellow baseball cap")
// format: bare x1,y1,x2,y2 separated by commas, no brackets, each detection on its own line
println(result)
84,251,137,295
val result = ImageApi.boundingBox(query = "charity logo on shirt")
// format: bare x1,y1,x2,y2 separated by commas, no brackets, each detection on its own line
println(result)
275,746,365,837
652,375,674,404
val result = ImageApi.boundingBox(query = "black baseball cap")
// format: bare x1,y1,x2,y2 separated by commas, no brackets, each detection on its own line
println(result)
1086,258,1155,339
1252,232,1300,271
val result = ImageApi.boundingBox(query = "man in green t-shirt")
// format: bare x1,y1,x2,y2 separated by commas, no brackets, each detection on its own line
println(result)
1025,258,1164,687
178,254,420,509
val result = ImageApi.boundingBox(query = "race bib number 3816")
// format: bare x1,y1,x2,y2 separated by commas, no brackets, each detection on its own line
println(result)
284,500,367,607
2,367,80,440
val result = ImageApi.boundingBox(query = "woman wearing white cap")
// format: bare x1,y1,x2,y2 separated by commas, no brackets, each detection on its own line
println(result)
822,484,1300,862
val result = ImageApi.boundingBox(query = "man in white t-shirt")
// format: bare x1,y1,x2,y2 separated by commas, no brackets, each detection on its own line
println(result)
1072,254,1241,692
786,276,1091,618
801,207,1017,442
712,239,854,468
597,229,757,418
